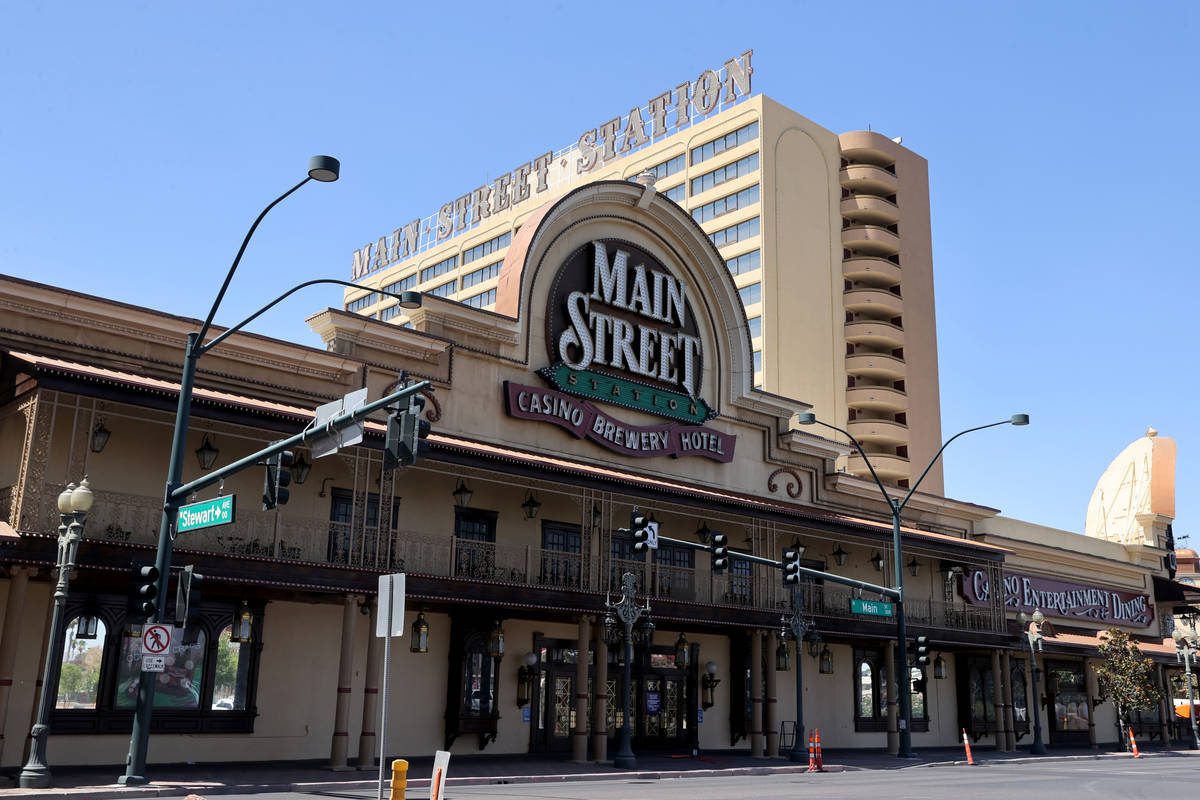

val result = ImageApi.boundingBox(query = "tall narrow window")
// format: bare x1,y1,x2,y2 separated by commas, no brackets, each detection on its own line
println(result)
56,617,106,709
212,624,252,711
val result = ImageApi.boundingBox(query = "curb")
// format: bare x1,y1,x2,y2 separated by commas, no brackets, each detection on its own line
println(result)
911,751,1186,769
0,764,846,799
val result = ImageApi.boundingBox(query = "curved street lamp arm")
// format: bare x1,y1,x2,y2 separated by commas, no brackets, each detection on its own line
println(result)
194,176,313,349
806,419,895,510
198,278,416,355
897,418,1014,513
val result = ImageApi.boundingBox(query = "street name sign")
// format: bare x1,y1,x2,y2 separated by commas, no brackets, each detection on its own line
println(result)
850,598,894,618
176,495,235,533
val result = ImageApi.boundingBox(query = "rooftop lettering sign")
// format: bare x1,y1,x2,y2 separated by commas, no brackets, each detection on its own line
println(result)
350,50,754,281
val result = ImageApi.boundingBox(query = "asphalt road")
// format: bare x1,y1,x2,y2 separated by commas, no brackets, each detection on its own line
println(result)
201,757,1200,800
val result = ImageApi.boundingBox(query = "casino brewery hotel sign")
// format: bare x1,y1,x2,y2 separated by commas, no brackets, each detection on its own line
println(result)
505,239,735,463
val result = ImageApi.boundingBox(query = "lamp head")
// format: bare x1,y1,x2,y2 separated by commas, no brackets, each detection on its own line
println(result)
396,290,422,310
71,478,95,512
797,412,817,425
1031,609,1045,625
1175,629,1185,644
1010,413,1030,426
58,483,76,514
308,155,340,182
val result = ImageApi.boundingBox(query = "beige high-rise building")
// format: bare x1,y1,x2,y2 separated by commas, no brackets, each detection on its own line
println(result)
344,79,942,491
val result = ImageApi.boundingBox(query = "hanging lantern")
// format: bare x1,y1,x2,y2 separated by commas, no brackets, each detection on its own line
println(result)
74,612,100,640
674,633,690,668
870,551,885,572
775,638,790,671
452,478,474,508
933,655,947,679
194,434,220,471
292,452,312,485
487,620,504,657
410,610,430,653
807,632,822,659
90,421,111,454
819,644,834,674
831,544,848,567
521,489,542,519
907,556,920,577
230,602,254,643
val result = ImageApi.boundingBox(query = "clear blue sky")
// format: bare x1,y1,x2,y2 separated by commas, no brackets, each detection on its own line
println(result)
3,2,1196,538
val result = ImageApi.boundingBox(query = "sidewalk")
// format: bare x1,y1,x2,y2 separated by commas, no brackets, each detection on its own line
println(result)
0,745,1193,799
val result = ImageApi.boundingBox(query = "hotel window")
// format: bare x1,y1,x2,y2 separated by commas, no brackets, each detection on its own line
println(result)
383,274,417,294
541,522,582,588
726,249,761,276
51,598,264,733
726,557,753,605
690,121,759,166
380,304,405,321
463,288,496,308
454,507,499,580
345,292,378,313
420,254,458,283
691,153,759,196
752,350,762,373
428,279,457,298
747,316,761,339
462,260,502,289
661,183,686,203
710,216,760,248
462,232,511,266
738,283,761,306
647,153,686,181
692,185,760,225
654,543,695,602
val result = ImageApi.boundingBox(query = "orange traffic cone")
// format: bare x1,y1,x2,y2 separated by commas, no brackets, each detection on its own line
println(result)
814,728,825,772
961,728,975,765
807,730,816,772
1128,727,1141,758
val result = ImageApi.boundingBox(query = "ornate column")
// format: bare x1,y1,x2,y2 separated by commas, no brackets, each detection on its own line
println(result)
765,629,779,757
1001,651,1017,752
885,643,898,755
0,567,34,763
330,594,359,769
750,629,764,756
1085,658,1099,750
991,649,1006,751
574,616,591,762
592,631,608,762
357,599,381,769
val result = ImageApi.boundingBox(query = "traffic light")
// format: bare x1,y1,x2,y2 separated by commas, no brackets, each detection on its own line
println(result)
631,510,650,553
263,449,293,510
710,532,729,573
384,394,431,471
133,564,160,617
174,565,203,626
914,635,931,667
782,547,801,585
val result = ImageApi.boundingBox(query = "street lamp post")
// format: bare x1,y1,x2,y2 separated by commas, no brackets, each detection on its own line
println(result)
1172,628,1200,750
798,412,1028,758
19,479,94,788
605,571,652,770
119,157,423,785
782,585,812,762
1017,610,1048,755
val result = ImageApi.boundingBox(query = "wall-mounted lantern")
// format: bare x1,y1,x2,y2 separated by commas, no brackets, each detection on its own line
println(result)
870,551,884,572
194,435,220,471
831,544,848,567
411,610,430,653
521,490,542,519
701,661,721,709
90,421,111,454
819,644,834,674
452,478,473,508
517,652,537,706
230,602,253,643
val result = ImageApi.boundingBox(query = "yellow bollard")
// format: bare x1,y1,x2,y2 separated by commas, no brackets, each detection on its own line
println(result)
390,759,409,800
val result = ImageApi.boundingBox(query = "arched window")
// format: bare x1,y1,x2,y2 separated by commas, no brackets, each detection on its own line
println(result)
212,624,252,711
910,666,926,717
56,616,106,709
859,660,875,718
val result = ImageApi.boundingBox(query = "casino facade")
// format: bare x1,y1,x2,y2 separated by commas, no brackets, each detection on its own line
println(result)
0,52,1196,772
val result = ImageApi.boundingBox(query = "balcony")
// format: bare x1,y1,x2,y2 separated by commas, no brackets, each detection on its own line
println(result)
844,288,903,316
844,320,903,349
843,256,901,285
847,452,910,482
846,352,906,381
848,418,909,446
839,164,898,195
840,195,899,225
798,583,999,633
846,385,908,412
841,225,900,257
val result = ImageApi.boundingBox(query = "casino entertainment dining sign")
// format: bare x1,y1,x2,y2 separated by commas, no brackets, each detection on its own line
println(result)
504,239,735,462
